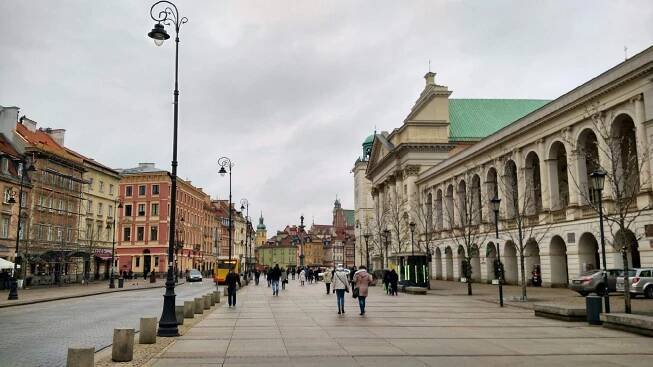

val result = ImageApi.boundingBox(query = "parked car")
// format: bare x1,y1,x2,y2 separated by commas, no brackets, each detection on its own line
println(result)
569,269,621,296
186,269,203,282
616,268,653,299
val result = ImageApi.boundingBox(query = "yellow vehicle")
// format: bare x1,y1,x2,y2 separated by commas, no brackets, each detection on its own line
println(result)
214,258,239,284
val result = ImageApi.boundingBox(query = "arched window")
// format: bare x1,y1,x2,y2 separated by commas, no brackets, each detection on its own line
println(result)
504,160,519,218
524,151,542,215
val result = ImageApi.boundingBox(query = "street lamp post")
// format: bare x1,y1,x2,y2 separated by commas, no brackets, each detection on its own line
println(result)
408,221,416,283
108,200,123,289
382,229,390,269
490,197,504,307
590,169,610,313
218,157,233,265
147,0,187,337
240,199,249,277
7,160,35,300
363,231,371,270
299,215,305,267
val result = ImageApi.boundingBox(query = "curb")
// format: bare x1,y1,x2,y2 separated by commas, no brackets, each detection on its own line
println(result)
0,280,187,309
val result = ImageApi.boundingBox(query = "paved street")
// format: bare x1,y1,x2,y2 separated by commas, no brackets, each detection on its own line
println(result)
150,277,653,367
0,280,216,367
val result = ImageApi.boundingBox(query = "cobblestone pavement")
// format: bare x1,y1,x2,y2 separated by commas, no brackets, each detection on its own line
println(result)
148,278,653,367
0,280,216,367
0,278,183,308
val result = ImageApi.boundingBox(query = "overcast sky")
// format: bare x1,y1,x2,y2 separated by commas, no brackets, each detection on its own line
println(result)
0,0,651,234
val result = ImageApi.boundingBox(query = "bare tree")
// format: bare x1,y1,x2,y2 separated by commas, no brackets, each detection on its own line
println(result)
566,104,651,313
497,155,553,301
385,193,409,255
440,171,488,295
365,205,388,269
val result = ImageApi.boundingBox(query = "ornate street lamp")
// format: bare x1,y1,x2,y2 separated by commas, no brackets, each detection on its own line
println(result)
409,221,416,257
590,169,610,313
363,230,371,270
382,229,390,269
490,196,504,307
108,200,123,288
298,215,305,267
218,157,233,265
147,0,187,337
240,199,249,276
7,159,36,300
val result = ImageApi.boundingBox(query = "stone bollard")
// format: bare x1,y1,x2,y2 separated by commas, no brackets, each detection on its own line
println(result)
183,301,194,318
175,305,185,325
223,287,228,296
215,290,220,303
194,297,203,314
139,317,157,344
112,328,134,362
66,346,94,367
209,292,216,306
203,294,211,310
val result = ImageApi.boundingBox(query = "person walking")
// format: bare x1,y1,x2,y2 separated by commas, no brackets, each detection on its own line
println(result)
383,270,390,295
389,269,399,296
323,267,333,295
292,267,296,280
225,269,241,307
353,266,373,315
254,269,261,285
280,268,287,290
333,264,350,315
269,264,282,296
299,268,306,286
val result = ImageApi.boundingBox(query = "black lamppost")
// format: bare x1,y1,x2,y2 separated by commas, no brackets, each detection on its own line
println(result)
409,221,416,256
147,0,187,337
108,200,123,289
218,157,233,264
490,196,504,307
240,199,249,276
382,229,390,269
363,231,371,270
299,215,305,267
590,169,610,313
7,160,35,300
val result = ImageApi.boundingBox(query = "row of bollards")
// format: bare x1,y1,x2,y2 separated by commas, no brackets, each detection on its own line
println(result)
66,289,221,367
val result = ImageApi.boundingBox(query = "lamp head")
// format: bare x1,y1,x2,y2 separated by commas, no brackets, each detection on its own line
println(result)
590,169,607,191
148,23,170,46
409,221,416,230
218,166,227,177
490,197,501,212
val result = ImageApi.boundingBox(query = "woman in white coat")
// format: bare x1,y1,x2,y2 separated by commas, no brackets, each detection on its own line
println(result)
299,268,306,286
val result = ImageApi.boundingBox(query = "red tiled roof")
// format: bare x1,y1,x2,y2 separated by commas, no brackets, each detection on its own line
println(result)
0,134,20,159
16,123,82,164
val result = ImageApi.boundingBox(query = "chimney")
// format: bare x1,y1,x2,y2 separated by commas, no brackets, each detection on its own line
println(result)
0,106,19,142
138,163,155,169
19,116,37,132
44,128,66,146
424,71,436,86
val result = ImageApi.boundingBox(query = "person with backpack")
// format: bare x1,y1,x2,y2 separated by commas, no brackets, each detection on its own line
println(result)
333,264,350,315
323,267,333,295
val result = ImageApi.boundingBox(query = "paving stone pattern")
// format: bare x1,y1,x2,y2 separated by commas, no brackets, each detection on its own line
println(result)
150,278,653,366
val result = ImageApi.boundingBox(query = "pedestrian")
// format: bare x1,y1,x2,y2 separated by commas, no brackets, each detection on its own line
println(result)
281,268,287,290
383,270,390,295
254,269,261,285
266,268,271,287
225,269,241,307
323,267,333,295
269,264,282,296
333,264,350,314
389,269,399,296
292,267,296,280
299,268,306,286
353,265,373,315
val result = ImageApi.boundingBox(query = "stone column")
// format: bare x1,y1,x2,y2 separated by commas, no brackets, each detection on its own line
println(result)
545,158,559,210
633,95,651,190
538,139,551,211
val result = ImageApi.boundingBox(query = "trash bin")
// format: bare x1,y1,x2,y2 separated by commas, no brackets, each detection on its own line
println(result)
586,295,603,325
118,277,124,288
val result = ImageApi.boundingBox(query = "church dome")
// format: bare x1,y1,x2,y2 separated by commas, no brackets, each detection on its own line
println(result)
363,134,374,146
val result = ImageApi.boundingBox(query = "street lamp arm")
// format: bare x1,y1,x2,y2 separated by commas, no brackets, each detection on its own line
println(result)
150,1,187,32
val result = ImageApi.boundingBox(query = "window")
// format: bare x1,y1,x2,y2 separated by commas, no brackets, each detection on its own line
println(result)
154,256,159,266
68,201,73,215
87,200,93,214
56,227,62,242
59,199,64,213
152,184,159,195
151,203,159,216
124,204,132,217
108,205,114,217
1,158,8,174
18,218,25,239
99,181,104,192
86,223,93,239
138,204,145,216
150,226,158,241
97,202,103,216
0,217,9,238
3,188,12,204
138,185,146,196
135,256,140,267
125,186,133,197
46,225,53,241
109,184,114,195
137,226,144,241
88,177,94,191
123,227,131,241
97,224,103,240
17,163,23,177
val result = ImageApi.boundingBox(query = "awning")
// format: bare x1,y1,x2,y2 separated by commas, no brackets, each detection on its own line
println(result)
94,249,113,261
0,258,15,270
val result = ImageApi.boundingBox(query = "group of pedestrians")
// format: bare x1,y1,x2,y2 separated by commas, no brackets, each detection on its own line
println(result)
382,269,399,296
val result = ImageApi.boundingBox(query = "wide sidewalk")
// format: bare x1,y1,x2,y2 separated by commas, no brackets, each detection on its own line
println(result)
149,277,653,367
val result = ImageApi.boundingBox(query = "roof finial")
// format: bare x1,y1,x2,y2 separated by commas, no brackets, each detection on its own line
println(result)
624,45,628,61
428,59,431,73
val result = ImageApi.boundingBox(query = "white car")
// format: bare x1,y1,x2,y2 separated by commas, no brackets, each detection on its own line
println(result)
186,269,203,282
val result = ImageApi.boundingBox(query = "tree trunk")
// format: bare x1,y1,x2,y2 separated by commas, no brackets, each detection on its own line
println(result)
622,250,632,314
518,226,527,301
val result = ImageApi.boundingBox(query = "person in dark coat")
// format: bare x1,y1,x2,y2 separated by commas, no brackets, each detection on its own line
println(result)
383,270,390,295
225,269,242,307
269,264,282,296
389,269,399,296
254,269,261,285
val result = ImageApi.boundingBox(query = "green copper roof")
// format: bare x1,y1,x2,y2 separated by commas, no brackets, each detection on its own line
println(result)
448,99,550,142
363,134,374,146
343,209,355,227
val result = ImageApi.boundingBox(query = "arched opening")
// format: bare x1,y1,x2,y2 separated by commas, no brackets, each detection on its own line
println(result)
549,236,568,286
457,245,466,280
612,114,640,198
504,160,519,218
503,241,518,284
471,244,481,282
472,174,482,224
524,152,542,215
444,246,453,280
577,129,600,204
524,238,541,285
548,141,569,210
614,228,641,268
578,233,600,272
426,192,433,236
486,242,497,282
435,189,443,230
434,247,443,280
445,185,454,229
457,180,468,226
